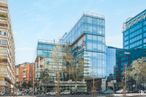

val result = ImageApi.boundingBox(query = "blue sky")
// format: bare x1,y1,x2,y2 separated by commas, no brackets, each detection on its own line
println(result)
8,0,146,65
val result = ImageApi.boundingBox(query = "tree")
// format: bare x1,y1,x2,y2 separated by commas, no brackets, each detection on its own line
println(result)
127,57,146,90
21,81,27,89
40,68,50,83
63,45,85,81
51,44,64,97
27,81,33,88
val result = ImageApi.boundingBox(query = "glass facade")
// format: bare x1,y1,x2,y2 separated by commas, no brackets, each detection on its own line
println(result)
123,9,146,49
106,46,116,76
37,42,55,58
115,48,146,82
36,41,65,81
115,49,130,82
61,13,106,79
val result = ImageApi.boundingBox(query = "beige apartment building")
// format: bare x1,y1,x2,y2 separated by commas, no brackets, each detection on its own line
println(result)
0,0,15,95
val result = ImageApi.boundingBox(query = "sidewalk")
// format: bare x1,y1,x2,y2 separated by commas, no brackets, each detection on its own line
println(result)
113,93,146,96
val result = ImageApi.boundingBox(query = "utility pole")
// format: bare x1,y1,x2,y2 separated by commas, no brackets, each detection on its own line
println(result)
56,72,60,97
92,76,96,97
123,64,127,96
33,62,35,96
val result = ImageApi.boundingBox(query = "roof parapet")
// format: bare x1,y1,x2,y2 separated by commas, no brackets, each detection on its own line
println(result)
83,11,105,19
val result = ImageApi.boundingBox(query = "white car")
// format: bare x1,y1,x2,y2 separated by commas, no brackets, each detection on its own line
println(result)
49,91,57,95
61,90,71,95
116,89,127,94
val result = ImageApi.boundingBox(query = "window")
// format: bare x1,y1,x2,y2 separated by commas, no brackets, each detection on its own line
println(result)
124,41,129,46
130,35,142,43
129,40,142,48
93,43,97,51
98,44,104,51
124,36,129,41
143,20,146,25
0,39,7,46
97,27,104,35
4,32,7,36
143,26,146,31
92,35,98,41
87,35,92,40
130,23,142,32
124,46,129,49
92,18,98,25
98,36,104,43
129,29,142,38
144,32,146,37
87,16,92,24
144,39,146,43
124,31,129,36
87,42,92,50
0,31,7,36
0,48,7,55
92,26,97,32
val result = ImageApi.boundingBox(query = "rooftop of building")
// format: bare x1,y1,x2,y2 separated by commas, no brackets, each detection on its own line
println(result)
83,11,105,19
60,12,105,43
107,46,122,50
38,39,66,45
16,62,34,67
123,9,146,31
0,0,7,3
125,9,146,24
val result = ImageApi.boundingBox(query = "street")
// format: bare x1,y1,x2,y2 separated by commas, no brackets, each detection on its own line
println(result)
1,94,146,97
36,94,146,97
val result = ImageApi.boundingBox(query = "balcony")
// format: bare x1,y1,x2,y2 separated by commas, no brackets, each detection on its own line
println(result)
0,57,8,63
0,12,7,20
0,2,8,9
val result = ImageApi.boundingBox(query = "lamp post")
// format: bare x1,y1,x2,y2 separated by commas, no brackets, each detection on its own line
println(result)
33,62,35,96
92,76,96,97
123,64,127,96
92,69,96,97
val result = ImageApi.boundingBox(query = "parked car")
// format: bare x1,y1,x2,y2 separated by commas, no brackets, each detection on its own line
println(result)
48,91,57,95
17,91,22,96
116,89,127,94
61,90,71,95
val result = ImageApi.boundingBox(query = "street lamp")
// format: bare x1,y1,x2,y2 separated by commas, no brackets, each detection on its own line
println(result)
123,64,127,96
92,70,96,97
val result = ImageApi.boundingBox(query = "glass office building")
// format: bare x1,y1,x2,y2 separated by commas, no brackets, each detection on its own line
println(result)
106,46,116,76
123,9,146,49
115,48,146,83
35,41,65,81
61,13,106,79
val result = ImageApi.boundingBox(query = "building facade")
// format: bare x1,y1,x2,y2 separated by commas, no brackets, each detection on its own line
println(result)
61,13,106,79
115,49,131,83
115,48,146,83
105,46,146,88
0,0,15,95
106,46,116,76
16,63,34,85
35,13,106,92
35,41,65,81
123,9,146,49
117,9,146,89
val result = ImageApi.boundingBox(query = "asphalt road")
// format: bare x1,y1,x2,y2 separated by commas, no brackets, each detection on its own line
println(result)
39,95,106,97
36,94,146,97
0,95,146,97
